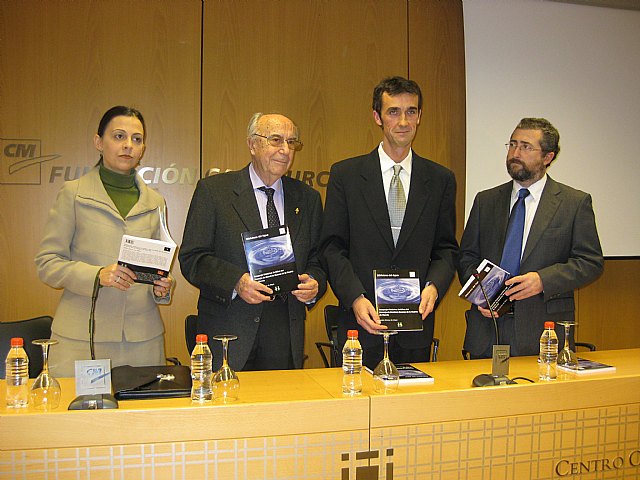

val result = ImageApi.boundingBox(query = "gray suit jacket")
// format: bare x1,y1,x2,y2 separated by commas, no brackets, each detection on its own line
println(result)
320,149,458,351
458,176,604,357
179,165,327,370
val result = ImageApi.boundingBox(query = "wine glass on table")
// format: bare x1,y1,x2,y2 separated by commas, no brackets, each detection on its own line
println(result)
212,335,239,402
30,339,61,410
373,330,399,394
557,321,578,369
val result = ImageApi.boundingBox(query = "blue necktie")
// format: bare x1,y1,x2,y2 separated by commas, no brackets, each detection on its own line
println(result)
500,188,530,275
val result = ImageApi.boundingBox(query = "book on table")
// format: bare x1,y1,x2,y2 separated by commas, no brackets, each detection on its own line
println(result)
557,358,616,375
365,363,434,384
373,269,423,331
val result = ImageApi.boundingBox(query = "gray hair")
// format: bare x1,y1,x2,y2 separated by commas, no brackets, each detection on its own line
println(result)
246,112,299,140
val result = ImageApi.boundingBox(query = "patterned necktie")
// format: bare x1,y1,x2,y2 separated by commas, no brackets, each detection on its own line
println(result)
259,186,280,228
500,188,530,275
388,164,406,245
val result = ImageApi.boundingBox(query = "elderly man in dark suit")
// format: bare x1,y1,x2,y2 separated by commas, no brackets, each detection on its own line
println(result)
458,118,604,358
179,113,326,371
320,77,458,369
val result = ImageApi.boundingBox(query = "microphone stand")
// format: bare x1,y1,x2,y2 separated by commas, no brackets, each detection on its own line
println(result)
471,272,514,387
474,272,499,345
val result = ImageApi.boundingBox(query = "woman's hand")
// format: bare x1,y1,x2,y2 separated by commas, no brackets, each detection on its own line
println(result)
100,264,136,290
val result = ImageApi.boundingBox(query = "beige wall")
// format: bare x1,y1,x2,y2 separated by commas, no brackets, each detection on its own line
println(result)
0,0,636,368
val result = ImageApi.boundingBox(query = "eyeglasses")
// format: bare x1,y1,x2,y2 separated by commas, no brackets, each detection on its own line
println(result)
505,141,542,153
254,134,303,151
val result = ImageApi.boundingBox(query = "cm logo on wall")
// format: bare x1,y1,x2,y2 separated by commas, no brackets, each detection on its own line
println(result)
0,138,60,185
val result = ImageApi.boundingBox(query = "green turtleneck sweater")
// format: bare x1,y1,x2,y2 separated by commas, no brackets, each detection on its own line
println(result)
99,165,140,218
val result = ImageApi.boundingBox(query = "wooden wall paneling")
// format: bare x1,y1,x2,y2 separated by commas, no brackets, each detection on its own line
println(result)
576,259,639,351
203,0,410,368
408,0,467,361
0,1,201,364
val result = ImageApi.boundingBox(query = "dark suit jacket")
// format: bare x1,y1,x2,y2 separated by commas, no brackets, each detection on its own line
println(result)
458,176,604,357
320,149,458,352
179,165,327,370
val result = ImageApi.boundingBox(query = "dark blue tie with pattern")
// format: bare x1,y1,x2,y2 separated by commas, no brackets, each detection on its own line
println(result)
259,186,280,228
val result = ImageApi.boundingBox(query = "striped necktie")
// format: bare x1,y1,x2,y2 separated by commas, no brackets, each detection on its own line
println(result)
388,164,406,245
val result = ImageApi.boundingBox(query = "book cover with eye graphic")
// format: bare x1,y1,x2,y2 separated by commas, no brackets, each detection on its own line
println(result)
373,269,423,331
242,226,298,295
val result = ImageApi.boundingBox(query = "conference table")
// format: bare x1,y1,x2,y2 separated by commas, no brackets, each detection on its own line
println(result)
1,349,638,479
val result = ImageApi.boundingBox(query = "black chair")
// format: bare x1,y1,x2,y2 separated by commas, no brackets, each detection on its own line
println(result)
0,315,53,378
315,305,343,368
430,338,440,362
575,341,596,351
185,314,198,354
315,305,440,367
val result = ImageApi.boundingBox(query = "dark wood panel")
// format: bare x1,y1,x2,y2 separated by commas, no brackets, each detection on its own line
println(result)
576,259,639,350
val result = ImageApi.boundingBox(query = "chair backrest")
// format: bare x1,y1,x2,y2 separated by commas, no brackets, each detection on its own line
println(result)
323,305,343,367
430,338,440,362
0,316,53,378
185,314,198,355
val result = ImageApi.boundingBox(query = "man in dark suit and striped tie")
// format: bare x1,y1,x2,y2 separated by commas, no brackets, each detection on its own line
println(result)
320,77,458,369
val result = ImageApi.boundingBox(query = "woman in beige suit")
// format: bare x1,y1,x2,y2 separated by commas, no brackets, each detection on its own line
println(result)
35,106,173,377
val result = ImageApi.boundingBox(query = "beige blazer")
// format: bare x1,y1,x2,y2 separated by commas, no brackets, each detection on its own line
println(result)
35,166,169,343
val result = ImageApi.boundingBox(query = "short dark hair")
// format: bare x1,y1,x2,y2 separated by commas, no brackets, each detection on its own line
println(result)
516,117,560,161
372,76,423,116
97,105,146,139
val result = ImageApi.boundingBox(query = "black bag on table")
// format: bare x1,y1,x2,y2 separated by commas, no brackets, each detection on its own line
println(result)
111,365,192,400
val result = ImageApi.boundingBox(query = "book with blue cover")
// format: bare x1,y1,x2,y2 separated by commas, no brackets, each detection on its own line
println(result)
458,259,512,316
557,358,616,375
373,269,423,331
242,225,298,295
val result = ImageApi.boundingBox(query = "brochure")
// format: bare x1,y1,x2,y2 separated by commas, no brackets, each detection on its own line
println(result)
458,259,512,316
241,225,298,295
365,363,434,384
373,269,423,331
117,207,177,285
557,358,616,375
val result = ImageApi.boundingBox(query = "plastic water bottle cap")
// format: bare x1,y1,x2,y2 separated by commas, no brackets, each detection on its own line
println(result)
195,334,208,343
10,337,24,347
544,321,555,329
347,330,358,339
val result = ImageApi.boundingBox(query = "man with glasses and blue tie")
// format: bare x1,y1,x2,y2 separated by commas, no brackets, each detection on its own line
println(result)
458,118,604,359
180,113,326,371
320,77,458,369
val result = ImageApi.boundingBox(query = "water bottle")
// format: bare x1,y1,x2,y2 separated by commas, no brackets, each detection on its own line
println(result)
539,321,558,381
191,334,213,403
5,337,30,408
342,329,363,395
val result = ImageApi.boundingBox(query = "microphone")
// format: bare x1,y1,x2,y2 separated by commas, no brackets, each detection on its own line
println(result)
471,272,515,387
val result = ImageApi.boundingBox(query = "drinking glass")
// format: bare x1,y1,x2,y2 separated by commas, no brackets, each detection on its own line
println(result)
212,335,239,402
373,331,399,394
557,321,578,369
30,339,61,410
